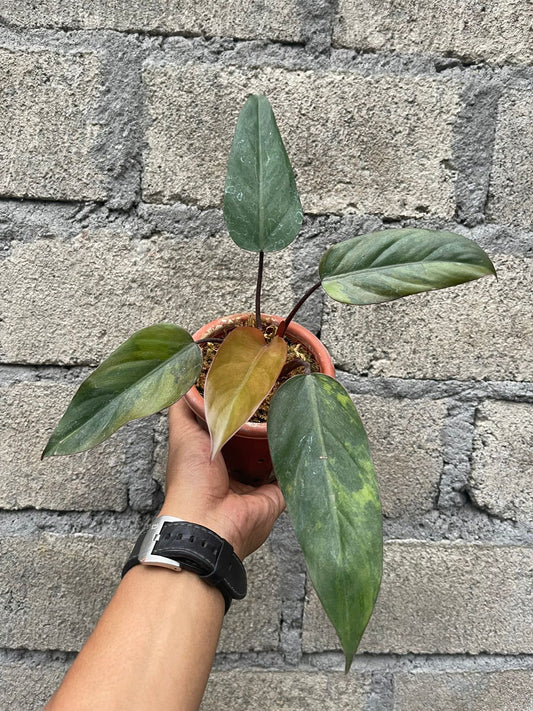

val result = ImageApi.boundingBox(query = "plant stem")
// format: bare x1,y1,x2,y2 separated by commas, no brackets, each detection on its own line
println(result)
194,338,224,345
279,358,312,379
255,251,264,330
277,281,321,338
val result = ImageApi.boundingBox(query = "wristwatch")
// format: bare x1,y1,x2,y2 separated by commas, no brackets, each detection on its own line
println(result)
122,516,247,613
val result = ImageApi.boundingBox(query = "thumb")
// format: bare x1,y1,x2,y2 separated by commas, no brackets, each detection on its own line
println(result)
167,397,209,451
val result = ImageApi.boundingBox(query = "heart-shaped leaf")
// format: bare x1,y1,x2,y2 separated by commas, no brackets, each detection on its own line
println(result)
268,373,382,671
319,228,496,304
223,95,303,252
205,327,287,458
42,324,202,457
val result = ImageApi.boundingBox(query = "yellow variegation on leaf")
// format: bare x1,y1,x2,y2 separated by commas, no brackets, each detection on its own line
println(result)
268,374,382,671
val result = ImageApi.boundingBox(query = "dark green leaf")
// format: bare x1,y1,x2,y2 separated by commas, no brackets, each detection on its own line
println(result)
268,373,382,670
319,228,496,304
42,324,202,457
223,95,303,252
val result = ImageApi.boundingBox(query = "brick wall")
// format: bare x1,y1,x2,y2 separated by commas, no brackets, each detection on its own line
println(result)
0,2,532,708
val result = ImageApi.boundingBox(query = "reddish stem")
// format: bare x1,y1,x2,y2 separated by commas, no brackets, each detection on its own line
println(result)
194,337,224,345
277,282,321,338
279,358,312,379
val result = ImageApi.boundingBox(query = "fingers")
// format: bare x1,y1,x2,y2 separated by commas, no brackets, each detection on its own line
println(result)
168,396,198,428
168,397,208,450
166,398,230,495
248,481,286,520
228,479,256,495
228,476,286,517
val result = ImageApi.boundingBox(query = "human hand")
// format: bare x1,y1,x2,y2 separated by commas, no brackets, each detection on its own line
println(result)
158,398,285,560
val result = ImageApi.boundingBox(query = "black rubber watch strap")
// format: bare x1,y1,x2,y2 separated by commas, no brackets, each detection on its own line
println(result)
122,520,247,613
122,529,145,577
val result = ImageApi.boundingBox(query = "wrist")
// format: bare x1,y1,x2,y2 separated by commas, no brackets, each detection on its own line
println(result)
124,562,226,611
122,516,248,613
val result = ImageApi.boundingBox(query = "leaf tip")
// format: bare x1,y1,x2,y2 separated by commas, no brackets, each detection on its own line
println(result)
344,651,355,674
210,437,223,462
40,438,54,460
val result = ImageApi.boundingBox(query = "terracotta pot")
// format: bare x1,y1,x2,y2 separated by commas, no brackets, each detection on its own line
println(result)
184,313,335,486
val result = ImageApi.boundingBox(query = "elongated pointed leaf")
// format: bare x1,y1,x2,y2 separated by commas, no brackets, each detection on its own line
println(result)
223,95,303,252
42,324,202,457
268,374,382,670
319,228,496,304
205,327,287,458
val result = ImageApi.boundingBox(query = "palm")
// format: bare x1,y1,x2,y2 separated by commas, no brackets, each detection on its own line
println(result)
163,400,285,559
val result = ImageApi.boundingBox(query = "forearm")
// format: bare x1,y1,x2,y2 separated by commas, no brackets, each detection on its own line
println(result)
46,399,284,710
46,563,225,711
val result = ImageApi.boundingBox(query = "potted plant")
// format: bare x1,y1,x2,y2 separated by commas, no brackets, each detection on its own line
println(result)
42,95,495,670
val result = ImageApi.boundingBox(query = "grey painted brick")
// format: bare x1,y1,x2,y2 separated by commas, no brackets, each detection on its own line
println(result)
393,670,533,711
487,89,533,230
333,0,532,65
218,543,281,653
0,230,296,364
0,382,128,511
143,62,459,219
0,534,280,653
202,670,372,710
469,400,533,523
0,534,130,651
302,541,533,654
0,45,105,202
0,658,70,711
321,254,531,381
452,83,500,227
0,0,306,43
152,413,169,492
355,395,447,517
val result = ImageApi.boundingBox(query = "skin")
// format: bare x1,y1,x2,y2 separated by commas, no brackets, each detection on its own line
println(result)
45,398,285,711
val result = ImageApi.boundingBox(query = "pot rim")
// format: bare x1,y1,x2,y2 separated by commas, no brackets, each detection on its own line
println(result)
184,312,335,440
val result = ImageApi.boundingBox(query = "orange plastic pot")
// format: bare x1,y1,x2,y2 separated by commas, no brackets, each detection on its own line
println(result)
184,313,335,486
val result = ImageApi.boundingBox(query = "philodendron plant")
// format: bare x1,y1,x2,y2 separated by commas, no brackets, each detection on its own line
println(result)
43,95,495,670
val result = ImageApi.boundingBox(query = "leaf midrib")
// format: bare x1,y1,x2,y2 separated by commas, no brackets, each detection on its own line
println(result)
322,258,488,284
214,338,284,434
303,377,343,558
257,99,265,249
300,377,353,635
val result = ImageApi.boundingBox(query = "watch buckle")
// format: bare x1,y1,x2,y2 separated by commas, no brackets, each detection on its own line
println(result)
138,515,185,572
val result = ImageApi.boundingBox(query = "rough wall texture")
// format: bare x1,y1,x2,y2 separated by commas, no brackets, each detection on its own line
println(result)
0,2,531,709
